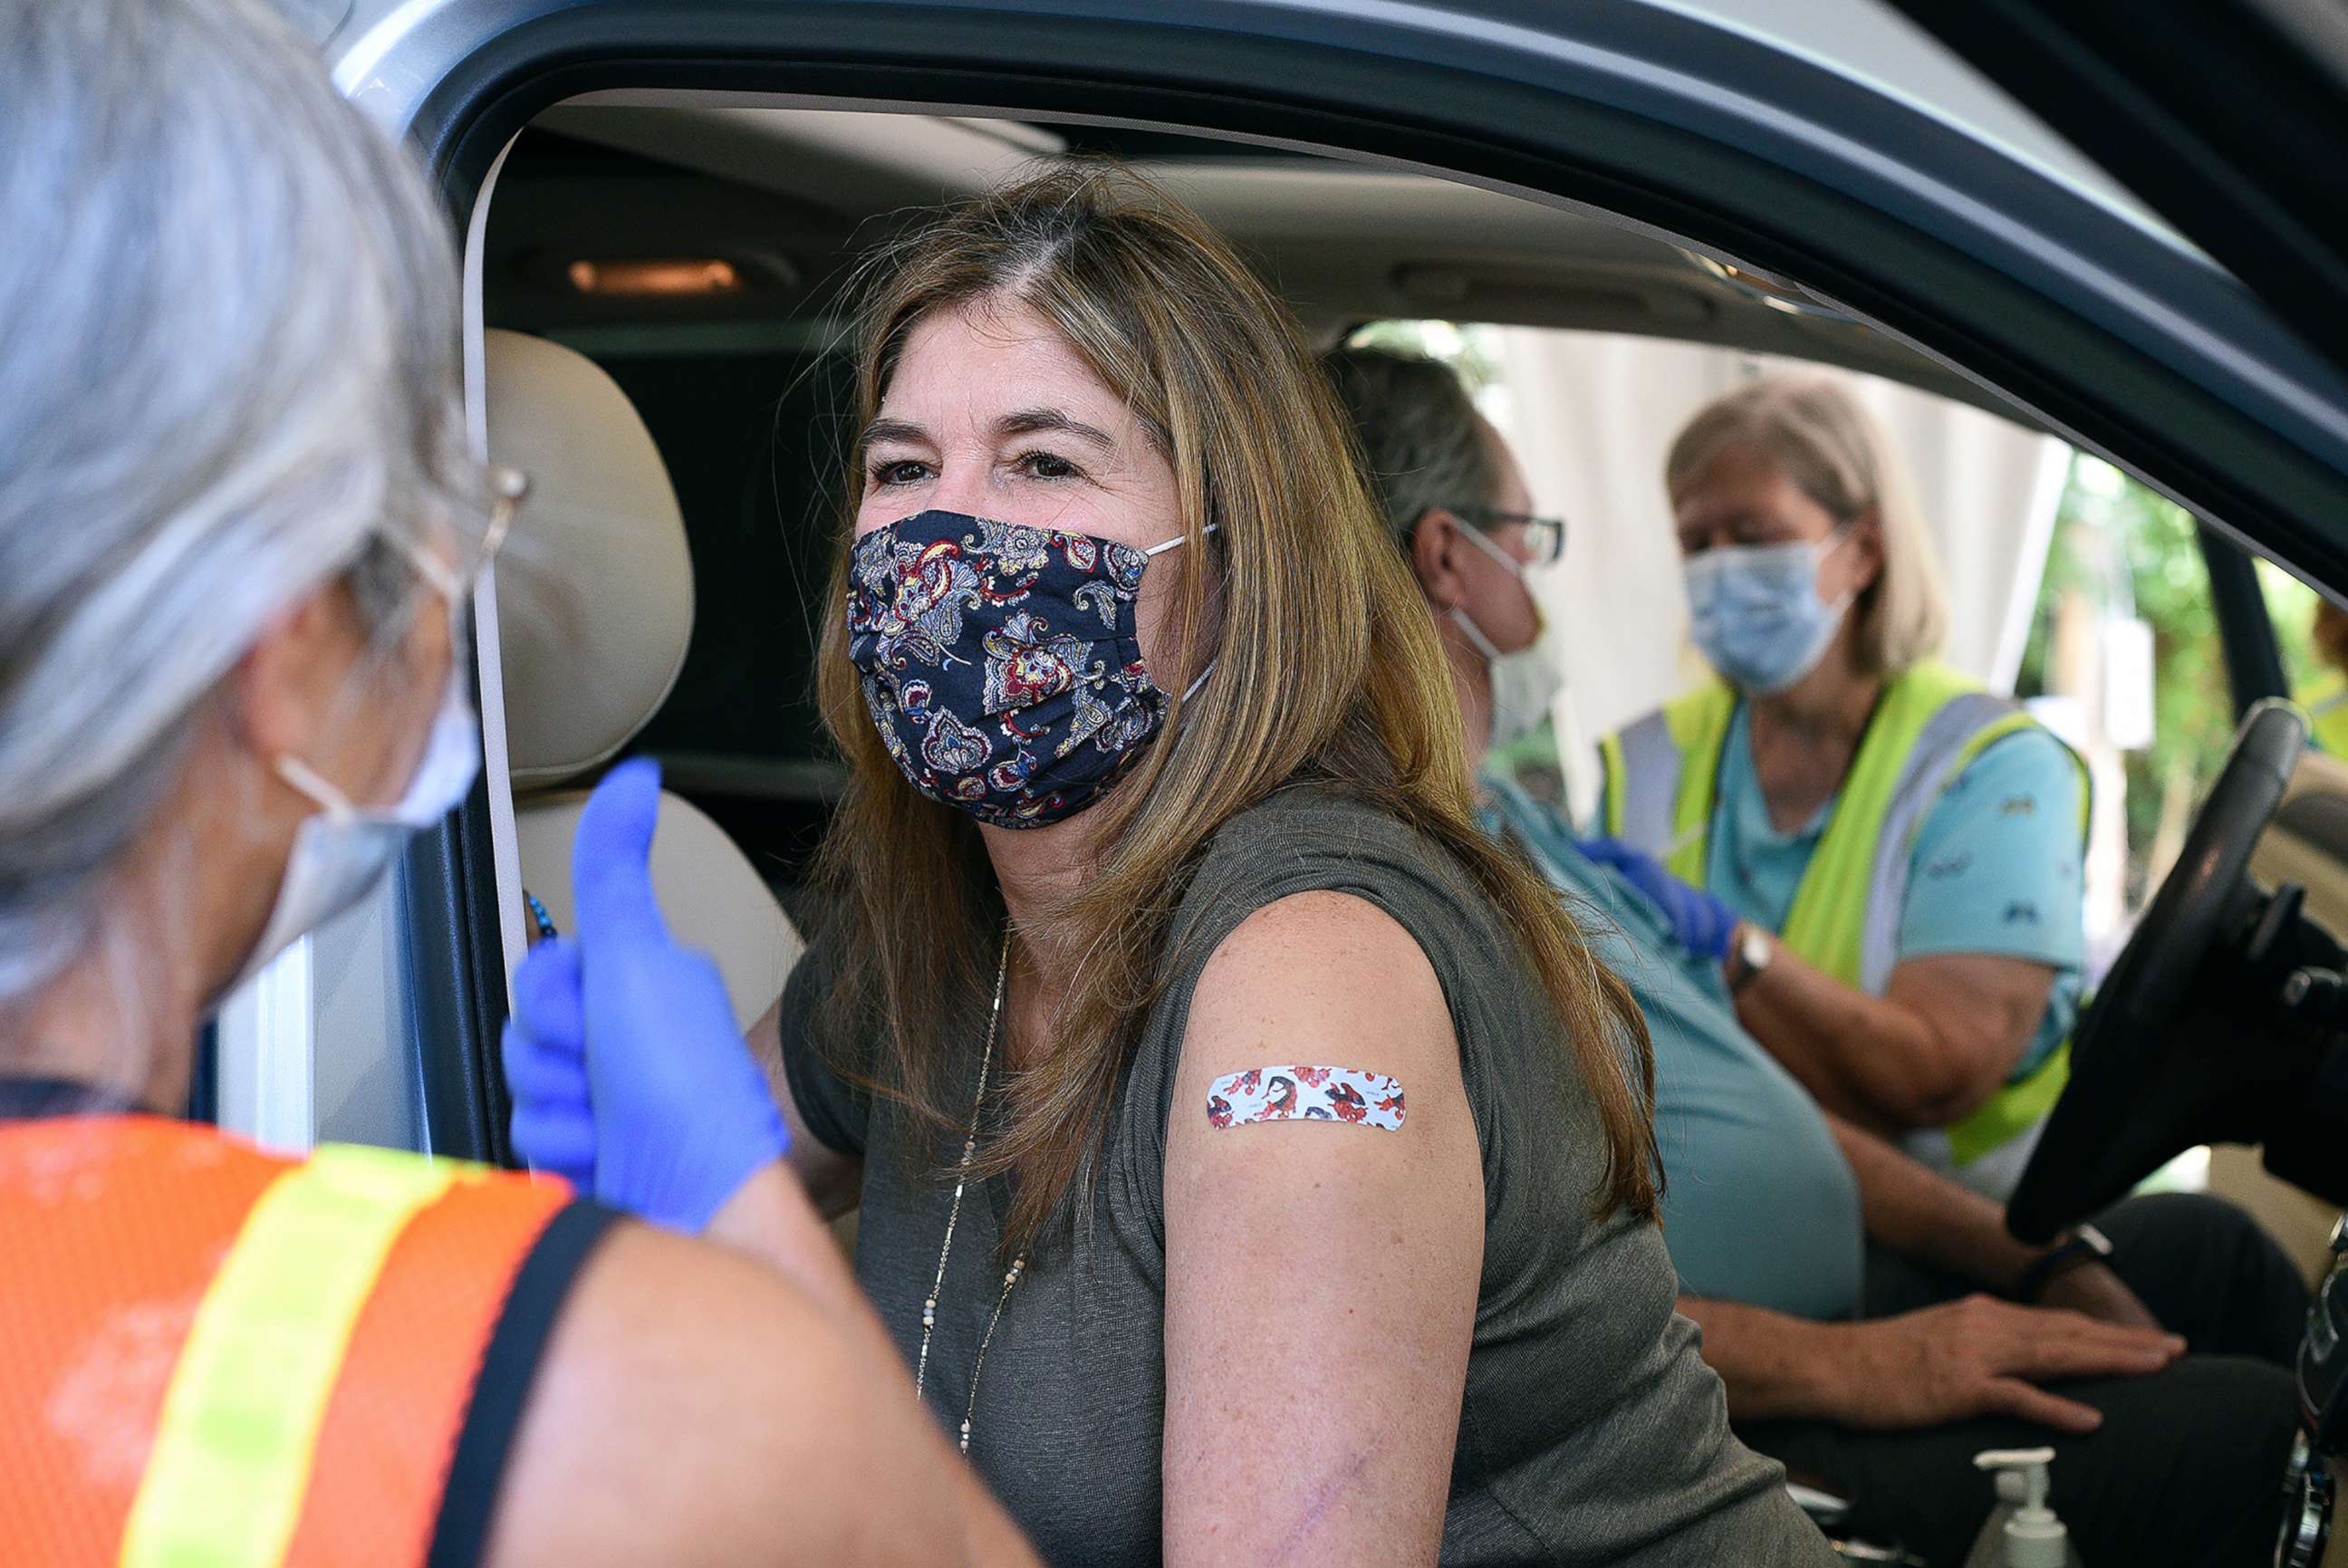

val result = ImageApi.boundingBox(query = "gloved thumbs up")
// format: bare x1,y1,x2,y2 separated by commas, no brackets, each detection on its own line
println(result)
508,757,790,1232
572,754,676,948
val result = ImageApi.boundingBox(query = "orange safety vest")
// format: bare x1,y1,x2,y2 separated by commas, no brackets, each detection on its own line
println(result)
1,1115,573,1568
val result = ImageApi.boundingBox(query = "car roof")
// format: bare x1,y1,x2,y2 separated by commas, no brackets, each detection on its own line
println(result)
321,0,2199,421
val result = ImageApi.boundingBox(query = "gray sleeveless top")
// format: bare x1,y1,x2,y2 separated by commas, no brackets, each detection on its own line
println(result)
781,788,1832,1565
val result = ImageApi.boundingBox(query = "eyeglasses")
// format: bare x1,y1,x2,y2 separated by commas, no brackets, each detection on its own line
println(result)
1452,505,1567,569
474,467,527,580
402,466,528,603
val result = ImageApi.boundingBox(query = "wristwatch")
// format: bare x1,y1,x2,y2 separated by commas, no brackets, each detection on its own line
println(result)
2016,1222,2116,1301
1728,924,1773,992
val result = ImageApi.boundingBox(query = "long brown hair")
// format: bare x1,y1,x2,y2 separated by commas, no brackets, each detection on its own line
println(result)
809,164,1659,1250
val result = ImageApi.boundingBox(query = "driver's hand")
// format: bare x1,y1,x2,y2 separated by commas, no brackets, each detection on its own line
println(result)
2034,1261,2164,1333
1835,1294,2185,1433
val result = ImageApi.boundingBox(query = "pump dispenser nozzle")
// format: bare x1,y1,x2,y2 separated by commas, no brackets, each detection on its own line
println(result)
1972,1448,2071,1568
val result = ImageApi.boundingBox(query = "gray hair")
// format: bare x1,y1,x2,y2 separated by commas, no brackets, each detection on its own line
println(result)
1666,376,1949,678
1323,346,1503,544
0,0,482,1005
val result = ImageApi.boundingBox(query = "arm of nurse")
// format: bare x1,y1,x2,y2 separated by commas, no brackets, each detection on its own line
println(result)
1163,892,1484,1568
485,1220,1035,1568
1734,946,2056,1131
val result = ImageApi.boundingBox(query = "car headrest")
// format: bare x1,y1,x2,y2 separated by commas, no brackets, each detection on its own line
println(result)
514,789,804,1030
486,328,694,789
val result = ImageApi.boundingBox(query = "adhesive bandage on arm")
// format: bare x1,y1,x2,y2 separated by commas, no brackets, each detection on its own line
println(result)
1206,1066,1405,1130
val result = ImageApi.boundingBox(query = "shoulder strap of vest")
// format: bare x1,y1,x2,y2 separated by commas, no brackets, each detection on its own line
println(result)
1600,681,1737,884
1851,690,2048,994
284,1155,579,1568
1778,659,2088,995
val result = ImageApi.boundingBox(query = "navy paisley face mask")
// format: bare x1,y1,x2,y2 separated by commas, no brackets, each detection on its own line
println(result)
845,508,1211,829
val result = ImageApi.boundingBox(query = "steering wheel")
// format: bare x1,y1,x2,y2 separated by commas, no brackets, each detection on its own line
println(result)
2006,698,2308,1243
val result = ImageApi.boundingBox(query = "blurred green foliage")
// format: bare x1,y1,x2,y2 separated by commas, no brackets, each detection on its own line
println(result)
2016,454,2322,902
2260,555,2326,695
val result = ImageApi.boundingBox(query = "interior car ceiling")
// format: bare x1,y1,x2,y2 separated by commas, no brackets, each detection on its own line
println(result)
493,120,2011,414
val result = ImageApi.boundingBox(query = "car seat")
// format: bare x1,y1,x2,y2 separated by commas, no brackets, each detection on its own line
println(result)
486,327,804,1028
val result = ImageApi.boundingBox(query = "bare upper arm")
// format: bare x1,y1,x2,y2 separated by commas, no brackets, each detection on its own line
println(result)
1881,951,2058,1121
1162,891,1483,1568
482,1220,977,1568
746,997,863,1217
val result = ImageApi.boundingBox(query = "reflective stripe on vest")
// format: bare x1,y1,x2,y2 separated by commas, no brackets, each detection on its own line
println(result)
1598,684,1737,882
0,1118,570,1568
120,1146,466,1568
1600,660,2087,1170
1600,708,1693,871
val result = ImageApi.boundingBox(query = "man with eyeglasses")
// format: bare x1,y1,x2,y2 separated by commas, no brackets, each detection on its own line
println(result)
1323,343,2305,1568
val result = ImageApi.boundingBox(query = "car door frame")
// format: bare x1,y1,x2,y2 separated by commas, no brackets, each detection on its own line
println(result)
333,0,2348,1160
1887,0,2348,390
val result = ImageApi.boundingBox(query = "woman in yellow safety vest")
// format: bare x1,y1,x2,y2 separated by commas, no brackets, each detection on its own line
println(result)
0,5,1034,1566
2295,600,2348,755
1594,378,2085,1199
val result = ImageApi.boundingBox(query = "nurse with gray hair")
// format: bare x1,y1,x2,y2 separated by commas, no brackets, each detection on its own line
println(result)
0,3,1033,1563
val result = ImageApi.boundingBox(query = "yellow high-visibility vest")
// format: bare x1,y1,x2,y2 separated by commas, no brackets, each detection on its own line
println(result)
1598,659,2085,1181
2295,671,2348,756
2,1116,573,1568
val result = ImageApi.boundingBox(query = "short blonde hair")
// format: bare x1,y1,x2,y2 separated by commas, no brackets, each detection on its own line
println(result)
1666,376,1948,678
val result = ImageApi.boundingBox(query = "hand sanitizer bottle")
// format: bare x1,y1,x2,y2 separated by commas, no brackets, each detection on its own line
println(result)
1964,1448,2083,1567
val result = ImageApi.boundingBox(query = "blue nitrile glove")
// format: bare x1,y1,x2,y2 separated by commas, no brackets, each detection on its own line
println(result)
1575,833,1741,962
505,757,790,1232
503,937,596,1191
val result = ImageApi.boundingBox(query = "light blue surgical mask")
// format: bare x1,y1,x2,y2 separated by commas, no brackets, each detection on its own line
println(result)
1449,522,1564,746
1682,528,1852,696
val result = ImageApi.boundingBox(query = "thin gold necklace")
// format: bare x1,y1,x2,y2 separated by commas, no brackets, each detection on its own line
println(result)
913,932,1029,1455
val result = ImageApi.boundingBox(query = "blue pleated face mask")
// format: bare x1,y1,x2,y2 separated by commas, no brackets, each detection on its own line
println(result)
845,509,1212,829
1682,528,1852,696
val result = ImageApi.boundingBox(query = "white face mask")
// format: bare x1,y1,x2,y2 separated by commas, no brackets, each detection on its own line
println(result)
215,634,482,1005
217,674,480,1001
1451,606,1564,748
1448,524,1564,748
212,480,523,1005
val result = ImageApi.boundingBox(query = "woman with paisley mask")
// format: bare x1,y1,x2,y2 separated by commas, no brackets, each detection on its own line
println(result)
509,166,1832,1566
